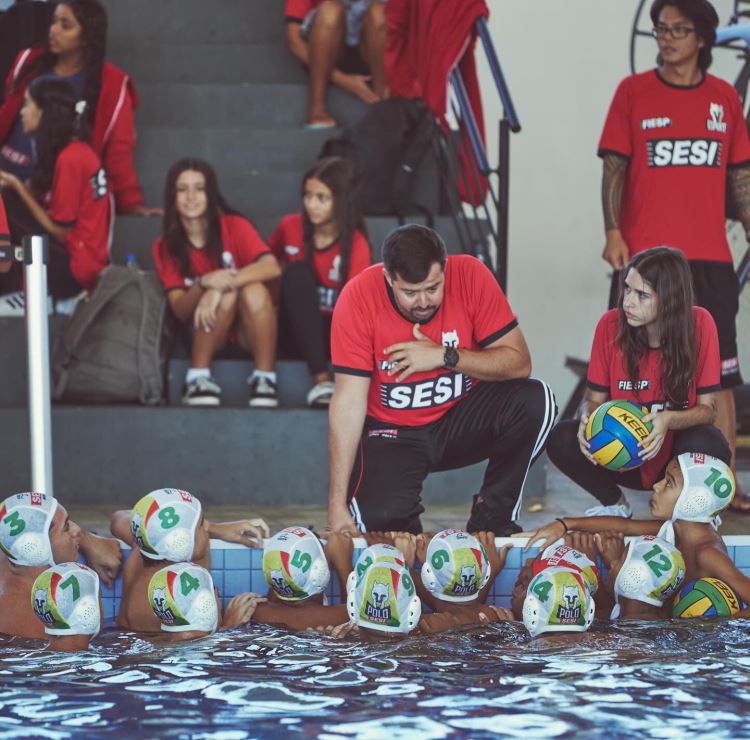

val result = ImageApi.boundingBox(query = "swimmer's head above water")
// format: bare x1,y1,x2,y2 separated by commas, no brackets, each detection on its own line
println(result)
522,567,595,638
262,526,330,602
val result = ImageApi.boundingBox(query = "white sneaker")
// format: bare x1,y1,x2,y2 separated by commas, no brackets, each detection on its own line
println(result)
0,290,25,317
306,380,334,408
54,291,87,316
584,502,633,518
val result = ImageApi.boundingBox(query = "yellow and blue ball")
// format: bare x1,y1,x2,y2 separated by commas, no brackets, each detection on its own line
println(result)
672,577,743,618
584,400,653,471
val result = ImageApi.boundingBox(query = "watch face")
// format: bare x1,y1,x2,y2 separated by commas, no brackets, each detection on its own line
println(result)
444,348,459,369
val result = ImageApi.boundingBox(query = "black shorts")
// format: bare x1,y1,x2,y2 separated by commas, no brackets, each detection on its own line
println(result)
689,261,742,389
608,260,742,389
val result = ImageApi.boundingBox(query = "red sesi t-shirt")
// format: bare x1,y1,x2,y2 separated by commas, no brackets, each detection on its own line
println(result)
331,254,518,426
48,141,112,291
284,0,321,21
268,212,371,313
0,193,9,242
598,70,750,263
586,307,721,486
152,214,271,291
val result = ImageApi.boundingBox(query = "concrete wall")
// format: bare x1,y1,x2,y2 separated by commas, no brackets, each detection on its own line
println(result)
477,0,745,411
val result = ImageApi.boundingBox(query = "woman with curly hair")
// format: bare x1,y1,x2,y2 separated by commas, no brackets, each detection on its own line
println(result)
0,0,152,215
0,78,112,301
545,247,730,517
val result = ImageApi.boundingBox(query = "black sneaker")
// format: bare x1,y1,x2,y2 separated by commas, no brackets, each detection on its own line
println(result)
182,375,221,406
248,375,279,408
465,494,521,536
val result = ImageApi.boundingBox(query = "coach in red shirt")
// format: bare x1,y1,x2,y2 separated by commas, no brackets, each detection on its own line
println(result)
327,224,556,535
598,0,750,510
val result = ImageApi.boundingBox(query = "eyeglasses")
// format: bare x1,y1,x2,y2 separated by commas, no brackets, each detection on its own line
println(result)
651,24,697,40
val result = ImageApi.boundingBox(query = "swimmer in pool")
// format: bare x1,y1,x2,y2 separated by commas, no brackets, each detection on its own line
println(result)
394,529,515,626
31,562,102,651
527,453,750,617
250,527,353,631
597,532,685,620
148,562,265,640
0,492,117,638
112,488,269,632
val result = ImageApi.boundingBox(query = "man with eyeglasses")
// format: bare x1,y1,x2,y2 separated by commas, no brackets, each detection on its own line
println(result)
597,0,750,514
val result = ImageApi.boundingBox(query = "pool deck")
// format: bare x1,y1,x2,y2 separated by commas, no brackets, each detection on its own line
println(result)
69,463,750,537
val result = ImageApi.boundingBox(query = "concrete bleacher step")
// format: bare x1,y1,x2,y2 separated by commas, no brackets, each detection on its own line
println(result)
108,42,308,85
133,82,364,129
134,126,334,179
0,404,544,508
103,0,285,44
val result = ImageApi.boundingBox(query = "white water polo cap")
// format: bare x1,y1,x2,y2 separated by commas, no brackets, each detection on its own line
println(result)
130,489,202,561
420,529,491,602
148,562,218,633
346,543,405,595
347,560,422,634
0,492,58,567
674,453,735,522
534,541,600,596
523,567,595,638
262,526,329,601
31,562,101,636
612,535,685,618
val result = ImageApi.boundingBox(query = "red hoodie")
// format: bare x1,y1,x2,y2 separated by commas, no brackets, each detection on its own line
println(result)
384,0,488,204
0,46,144,213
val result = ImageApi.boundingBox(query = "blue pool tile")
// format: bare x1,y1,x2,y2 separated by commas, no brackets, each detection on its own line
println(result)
734,546,750,567
224,549,252,570
224,570,251,597
250,572,267,594
494,569,519,595
211,550,224,569
503,548,522,568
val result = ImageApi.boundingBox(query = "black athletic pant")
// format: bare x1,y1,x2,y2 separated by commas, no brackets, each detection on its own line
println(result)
347,378,557,534
546,419,730,506
3,188,82,299
280,261,331,376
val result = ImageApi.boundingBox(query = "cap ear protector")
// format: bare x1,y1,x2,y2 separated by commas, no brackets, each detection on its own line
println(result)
262,526,330,601
0,492,59,567
420,529,491,603
31,562,101,637
522,567,595,638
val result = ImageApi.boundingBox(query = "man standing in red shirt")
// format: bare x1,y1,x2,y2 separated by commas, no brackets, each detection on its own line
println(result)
598,0,750,510
327,225,556,535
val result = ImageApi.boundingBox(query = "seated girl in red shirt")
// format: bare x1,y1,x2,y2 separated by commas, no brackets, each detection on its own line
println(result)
545,246,729,518
0,77,111,305
152,158,282,407
268,157,371,407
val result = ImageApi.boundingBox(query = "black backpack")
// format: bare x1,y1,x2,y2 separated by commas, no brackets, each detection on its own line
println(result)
320,98,443,221
52,264,174,404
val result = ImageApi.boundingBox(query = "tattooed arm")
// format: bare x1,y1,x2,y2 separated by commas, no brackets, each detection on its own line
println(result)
728,163,750,237
601,153,630,270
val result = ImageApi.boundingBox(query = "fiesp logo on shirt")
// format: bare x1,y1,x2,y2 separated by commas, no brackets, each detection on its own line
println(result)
646,138,722,167
380,373,472,409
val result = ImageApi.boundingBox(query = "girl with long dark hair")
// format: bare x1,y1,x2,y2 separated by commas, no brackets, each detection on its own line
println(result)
0,77,111,300
0,0,153,215
546,247,729,516
268,157,370,407
152,159,282,408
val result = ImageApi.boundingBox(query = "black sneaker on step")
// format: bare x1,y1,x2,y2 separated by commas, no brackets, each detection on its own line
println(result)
182,375,221,406
465,494,521,536
248,375,279,408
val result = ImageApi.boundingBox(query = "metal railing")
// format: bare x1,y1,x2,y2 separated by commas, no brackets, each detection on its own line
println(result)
441,16,521,292
0,236,54,495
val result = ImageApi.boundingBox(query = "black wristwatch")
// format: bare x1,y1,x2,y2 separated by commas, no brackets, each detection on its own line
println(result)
443,347,459,369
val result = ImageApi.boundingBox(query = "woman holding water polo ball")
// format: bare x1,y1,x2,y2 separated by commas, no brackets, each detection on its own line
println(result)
546,247,730,517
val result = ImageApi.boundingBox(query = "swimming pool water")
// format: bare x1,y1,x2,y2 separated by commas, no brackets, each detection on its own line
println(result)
1,618,749,737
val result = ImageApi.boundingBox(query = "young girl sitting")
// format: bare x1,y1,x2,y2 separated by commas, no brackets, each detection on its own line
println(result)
546,246,728,517
152,159,281,407
268,157,371,407
0,77,111,306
